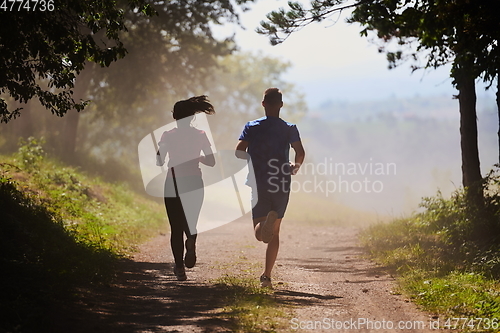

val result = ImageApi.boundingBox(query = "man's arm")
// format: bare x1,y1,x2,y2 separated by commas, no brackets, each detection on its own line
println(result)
290,140,305,175
235,140,249,159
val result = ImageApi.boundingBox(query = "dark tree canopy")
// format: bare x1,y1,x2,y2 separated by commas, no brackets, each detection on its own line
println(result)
0,0,257,123
348,0,500,87
0,0,155,123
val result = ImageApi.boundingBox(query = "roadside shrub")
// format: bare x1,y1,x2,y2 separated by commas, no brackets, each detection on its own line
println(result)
17,136,46,172
363,166,500,277
429,168,500,276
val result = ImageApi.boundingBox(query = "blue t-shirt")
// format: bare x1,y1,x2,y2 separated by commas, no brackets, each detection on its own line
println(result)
239,116,301,191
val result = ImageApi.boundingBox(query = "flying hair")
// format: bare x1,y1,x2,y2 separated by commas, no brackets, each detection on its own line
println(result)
172,95,215,120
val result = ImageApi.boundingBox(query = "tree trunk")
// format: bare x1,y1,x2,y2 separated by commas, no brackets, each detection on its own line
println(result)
16,100,33,139
61,109,81,163
456,66,483,204
2,100,34,153
497,77,500,164
60,66,93,163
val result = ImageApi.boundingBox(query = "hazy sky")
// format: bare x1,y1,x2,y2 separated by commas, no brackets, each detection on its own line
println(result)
217,0,495,108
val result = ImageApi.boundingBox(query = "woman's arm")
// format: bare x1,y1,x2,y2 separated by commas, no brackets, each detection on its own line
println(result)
156,140,168,166
200,146,216,167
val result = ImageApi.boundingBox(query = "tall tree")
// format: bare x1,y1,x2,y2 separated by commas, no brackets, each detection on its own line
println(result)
497,81,500,164
57,0,255,160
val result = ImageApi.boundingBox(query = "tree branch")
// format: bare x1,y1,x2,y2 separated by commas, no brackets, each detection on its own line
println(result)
257,0,367,45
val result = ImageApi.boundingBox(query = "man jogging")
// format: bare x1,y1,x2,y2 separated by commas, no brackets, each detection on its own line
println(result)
236,88,305,287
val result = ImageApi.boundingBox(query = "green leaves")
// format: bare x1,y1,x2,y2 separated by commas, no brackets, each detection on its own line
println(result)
0,0,155,123
351,0,500,87
258,0,357,44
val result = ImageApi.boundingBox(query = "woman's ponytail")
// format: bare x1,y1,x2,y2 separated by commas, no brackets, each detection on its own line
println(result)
172,95,215,120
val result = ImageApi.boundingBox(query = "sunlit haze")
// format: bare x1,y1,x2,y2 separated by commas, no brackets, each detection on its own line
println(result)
214,0,497,216
215,0,494,106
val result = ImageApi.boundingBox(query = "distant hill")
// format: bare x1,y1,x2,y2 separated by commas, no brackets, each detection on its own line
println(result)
308,94,496,122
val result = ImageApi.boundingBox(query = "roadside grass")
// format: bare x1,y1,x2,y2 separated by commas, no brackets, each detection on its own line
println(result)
0,137,167,332
361,168,500,332
211,250,292,332
3,137,167,253
214,275,290,333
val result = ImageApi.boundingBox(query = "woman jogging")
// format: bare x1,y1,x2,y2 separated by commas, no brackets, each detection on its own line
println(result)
156,96,216,281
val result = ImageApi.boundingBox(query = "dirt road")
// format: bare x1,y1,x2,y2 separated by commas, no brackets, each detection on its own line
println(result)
53,216,446,333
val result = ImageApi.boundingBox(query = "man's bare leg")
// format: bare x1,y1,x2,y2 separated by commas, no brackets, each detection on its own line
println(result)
253,217,283,275
253,216,266,241
264,218,282,277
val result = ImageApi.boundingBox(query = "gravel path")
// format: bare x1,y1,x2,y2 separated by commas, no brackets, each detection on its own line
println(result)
51,216,447,333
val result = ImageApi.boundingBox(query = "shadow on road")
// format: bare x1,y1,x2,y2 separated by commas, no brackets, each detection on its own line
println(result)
283,242,388,282
51,260,232,333
50,258,350,332
274,289,343,307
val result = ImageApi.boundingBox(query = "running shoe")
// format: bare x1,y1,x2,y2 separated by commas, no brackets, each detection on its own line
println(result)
260,274,272,288
173,266,187,281
184,238,197,268
261,210,278,244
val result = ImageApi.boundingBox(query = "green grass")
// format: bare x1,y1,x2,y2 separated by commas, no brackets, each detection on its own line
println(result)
403,271,500,318
3,138,167,254
209,244,292,333
0,138,167,332
213,275,290,333
363,224,500,331
361,171,500,332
